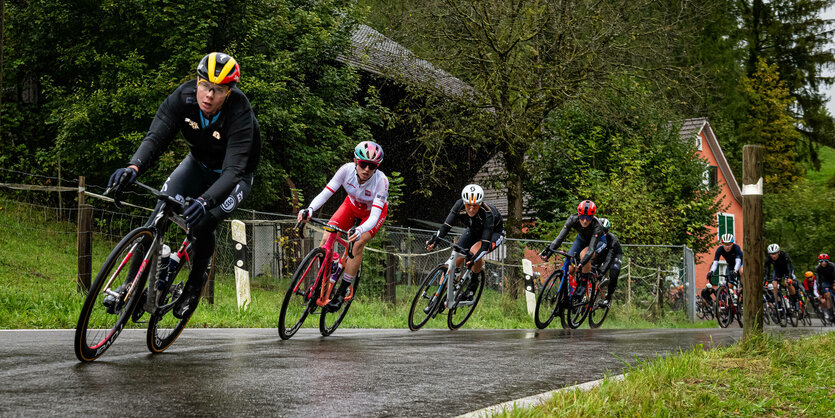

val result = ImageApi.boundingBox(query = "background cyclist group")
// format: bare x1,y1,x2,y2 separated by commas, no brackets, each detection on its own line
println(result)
699,233,835,324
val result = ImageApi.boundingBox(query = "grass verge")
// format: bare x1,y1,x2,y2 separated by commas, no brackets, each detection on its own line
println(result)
503,332,835,416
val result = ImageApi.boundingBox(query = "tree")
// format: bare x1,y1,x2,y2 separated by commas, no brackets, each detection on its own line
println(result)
739,0,835,163
738,58,804,191
0,0,382,212
362,0,710,297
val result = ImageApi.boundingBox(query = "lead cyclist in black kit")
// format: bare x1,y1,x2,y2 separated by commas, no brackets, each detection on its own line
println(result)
426,184,505,301
104,52,262,320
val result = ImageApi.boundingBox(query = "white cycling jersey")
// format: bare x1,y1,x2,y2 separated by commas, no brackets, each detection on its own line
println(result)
308,162,389,234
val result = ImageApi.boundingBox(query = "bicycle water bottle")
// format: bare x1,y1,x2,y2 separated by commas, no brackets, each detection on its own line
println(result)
156,245,171,290
329,252,343,283
156,247,181,291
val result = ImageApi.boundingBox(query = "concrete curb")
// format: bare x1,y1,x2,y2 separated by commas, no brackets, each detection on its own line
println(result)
457,374,626,417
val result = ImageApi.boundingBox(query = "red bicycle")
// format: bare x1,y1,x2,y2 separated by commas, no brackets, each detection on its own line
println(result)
277,216,358,339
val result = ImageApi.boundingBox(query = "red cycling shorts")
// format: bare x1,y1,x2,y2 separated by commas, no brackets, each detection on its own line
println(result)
328,196,387,238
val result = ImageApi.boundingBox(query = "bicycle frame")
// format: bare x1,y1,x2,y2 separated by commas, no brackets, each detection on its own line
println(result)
293,218,354,307
101,182,190,316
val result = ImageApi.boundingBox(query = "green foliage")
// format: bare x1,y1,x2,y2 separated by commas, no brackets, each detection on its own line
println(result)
764,179,835,269
739,58,805,191
526,81,723,253
1,0,384,212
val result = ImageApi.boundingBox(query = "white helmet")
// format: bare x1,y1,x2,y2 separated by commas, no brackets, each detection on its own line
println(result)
461,184,484,205
706,283,712,289
720,233,734,244
767,243,780,254
599,218,611,231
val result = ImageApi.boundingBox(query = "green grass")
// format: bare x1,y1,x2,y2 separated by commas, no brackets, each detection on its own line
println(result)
805,145,835,185
0,198,711,330
504,332,835,417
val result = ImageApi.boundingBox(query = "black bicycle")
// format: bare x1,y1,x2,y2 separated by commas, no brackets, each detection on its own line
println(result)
535,250,598,329
408,237,486,331
74,182,211,362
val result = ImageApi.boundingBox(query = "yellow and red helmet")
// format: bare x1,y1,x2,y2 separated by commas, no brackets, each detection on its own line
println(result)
805,271,814,278
197,52,240,85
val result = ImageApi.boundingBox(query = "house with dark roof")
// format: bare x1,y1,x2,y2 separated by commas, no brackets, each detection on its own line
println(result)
680,118,744,288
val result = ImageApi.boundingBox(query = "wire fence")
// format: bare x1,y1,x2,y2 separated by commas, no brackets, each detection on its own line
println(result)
0,169,697,320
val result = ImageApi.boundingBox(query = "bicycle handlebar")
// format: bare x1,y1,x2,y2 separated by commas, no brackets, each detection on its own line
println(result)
295,215,356,259
104,181,186,212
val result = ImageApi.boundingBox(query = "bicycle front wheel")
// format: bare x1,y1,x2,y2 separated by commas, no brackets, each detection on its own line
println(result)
147,247,212,354
715,287,731,328
75,228,154,362
408,266,447,331
278,248,324,340
320,275,360,336
588,278,610,329
534,270,561,329
448,271,485,330
567,280,592,329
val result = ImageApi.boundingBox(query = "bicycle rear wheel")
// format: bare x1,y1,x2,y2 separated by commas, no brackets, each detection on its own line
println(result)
715,287,731,328
776,296,788,327
75,228,154,362
147,247,212,354
588,278,610,329
320,275,360,336
447,271,485,330
408,266,447,331
534,270,561,329
278,248,324,339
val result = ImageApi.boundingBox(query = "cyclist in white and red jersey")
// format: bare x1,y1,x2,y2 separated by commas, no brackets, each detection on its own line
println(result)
297,141,388,311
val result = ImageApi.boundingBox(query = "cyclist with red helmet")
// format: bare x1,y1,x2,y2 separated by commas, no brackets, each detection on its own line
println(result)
425,184,505,301
815,253,835,321
539,200,607,289
297,141,388,311
706,233,743,296
105,52,261,319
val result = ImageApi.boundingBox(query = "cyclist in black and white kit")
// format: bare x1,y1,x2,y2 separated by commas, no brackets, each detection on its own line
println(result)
764,243,798,310
706,233,742,298
539,200,607,293
105,52,261,319
815,253,835,321
591,218,621,308
426,184,505,301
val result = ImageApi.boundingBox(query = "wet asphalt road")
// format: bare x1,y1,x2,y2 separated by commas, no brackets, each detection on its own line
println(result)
0,326,829,417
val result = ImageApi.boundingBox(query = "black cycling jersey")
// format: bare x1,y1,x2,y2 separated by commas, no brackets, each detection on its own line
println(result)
437,199,504,260
130,79,262,208
709,244,742,273
816,262,835,286
546,213,606,266
764,251,794,280
597,232,622,273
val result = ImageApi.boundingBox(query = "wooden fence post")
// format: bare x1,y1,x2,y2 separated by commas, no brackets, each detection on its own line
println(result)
742,145,765,340
76,176,92,292
384,246,397,304
626,257,632,306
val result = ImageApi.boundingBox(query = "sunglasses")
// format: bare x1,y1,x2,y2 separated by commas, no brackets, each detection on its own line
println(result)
357,160,378,170
579,215,593,222
197,78,232,96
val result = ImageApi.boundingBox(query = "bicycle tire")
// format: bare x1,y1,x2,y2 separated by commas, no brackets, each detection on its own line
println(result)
447,271,485,330
776,296,788,327
762,302,771,325
786,297,799,327
278,247,324,340
75,228,154,362
534,270,561,329
588,279,610,329
715,287,731,328
146,247,211,354
567,279,592,329
408,266,447,331
319,274,360,336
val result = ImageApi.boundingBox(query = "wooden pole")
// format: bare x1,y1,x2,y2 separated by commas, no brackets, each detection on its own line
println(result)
742,145,765,339
384,246,397,303
627,257,632,306
76,203,93,292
